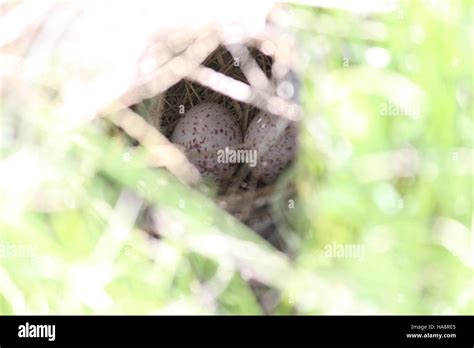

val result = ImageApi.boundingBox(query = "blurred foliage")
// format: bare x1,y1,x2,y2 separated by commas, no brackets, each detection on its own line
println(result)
292,0,473,314
0,0,472,314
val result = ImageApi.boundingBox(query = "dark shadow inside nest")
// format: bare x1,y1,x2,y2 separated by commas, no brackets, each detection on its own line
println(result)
134,45,298,252
160,46,272,139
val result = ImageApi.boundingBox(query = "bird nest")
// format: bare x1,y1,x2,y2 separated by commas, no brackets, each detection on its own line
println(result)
133,44,299,252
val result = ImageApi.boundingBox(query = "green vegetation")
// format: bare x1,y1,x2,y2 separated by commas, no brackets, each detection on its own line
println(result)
0,0,472,314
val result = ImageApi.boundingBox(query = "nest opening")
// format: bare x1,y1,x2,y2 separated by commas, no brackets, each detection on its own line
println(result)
134,45,296,252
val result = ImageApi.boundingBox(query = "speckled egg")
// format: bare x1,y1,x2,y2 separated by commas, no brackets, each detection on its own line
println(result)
244,111,298,183
171,102,242,182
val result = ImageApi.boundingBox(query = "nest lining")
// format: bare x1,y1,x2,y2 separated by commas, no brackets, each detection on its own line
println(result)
159,46,272,138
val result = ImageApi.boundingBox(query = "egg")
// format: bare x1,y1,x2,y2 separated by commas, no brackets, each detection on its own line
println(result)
171,102,242,182
244,111,298,183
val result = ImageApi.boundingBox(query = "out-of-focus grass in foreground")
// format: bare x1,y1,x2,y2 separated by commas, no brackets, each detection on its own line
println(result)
0,0,472,314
